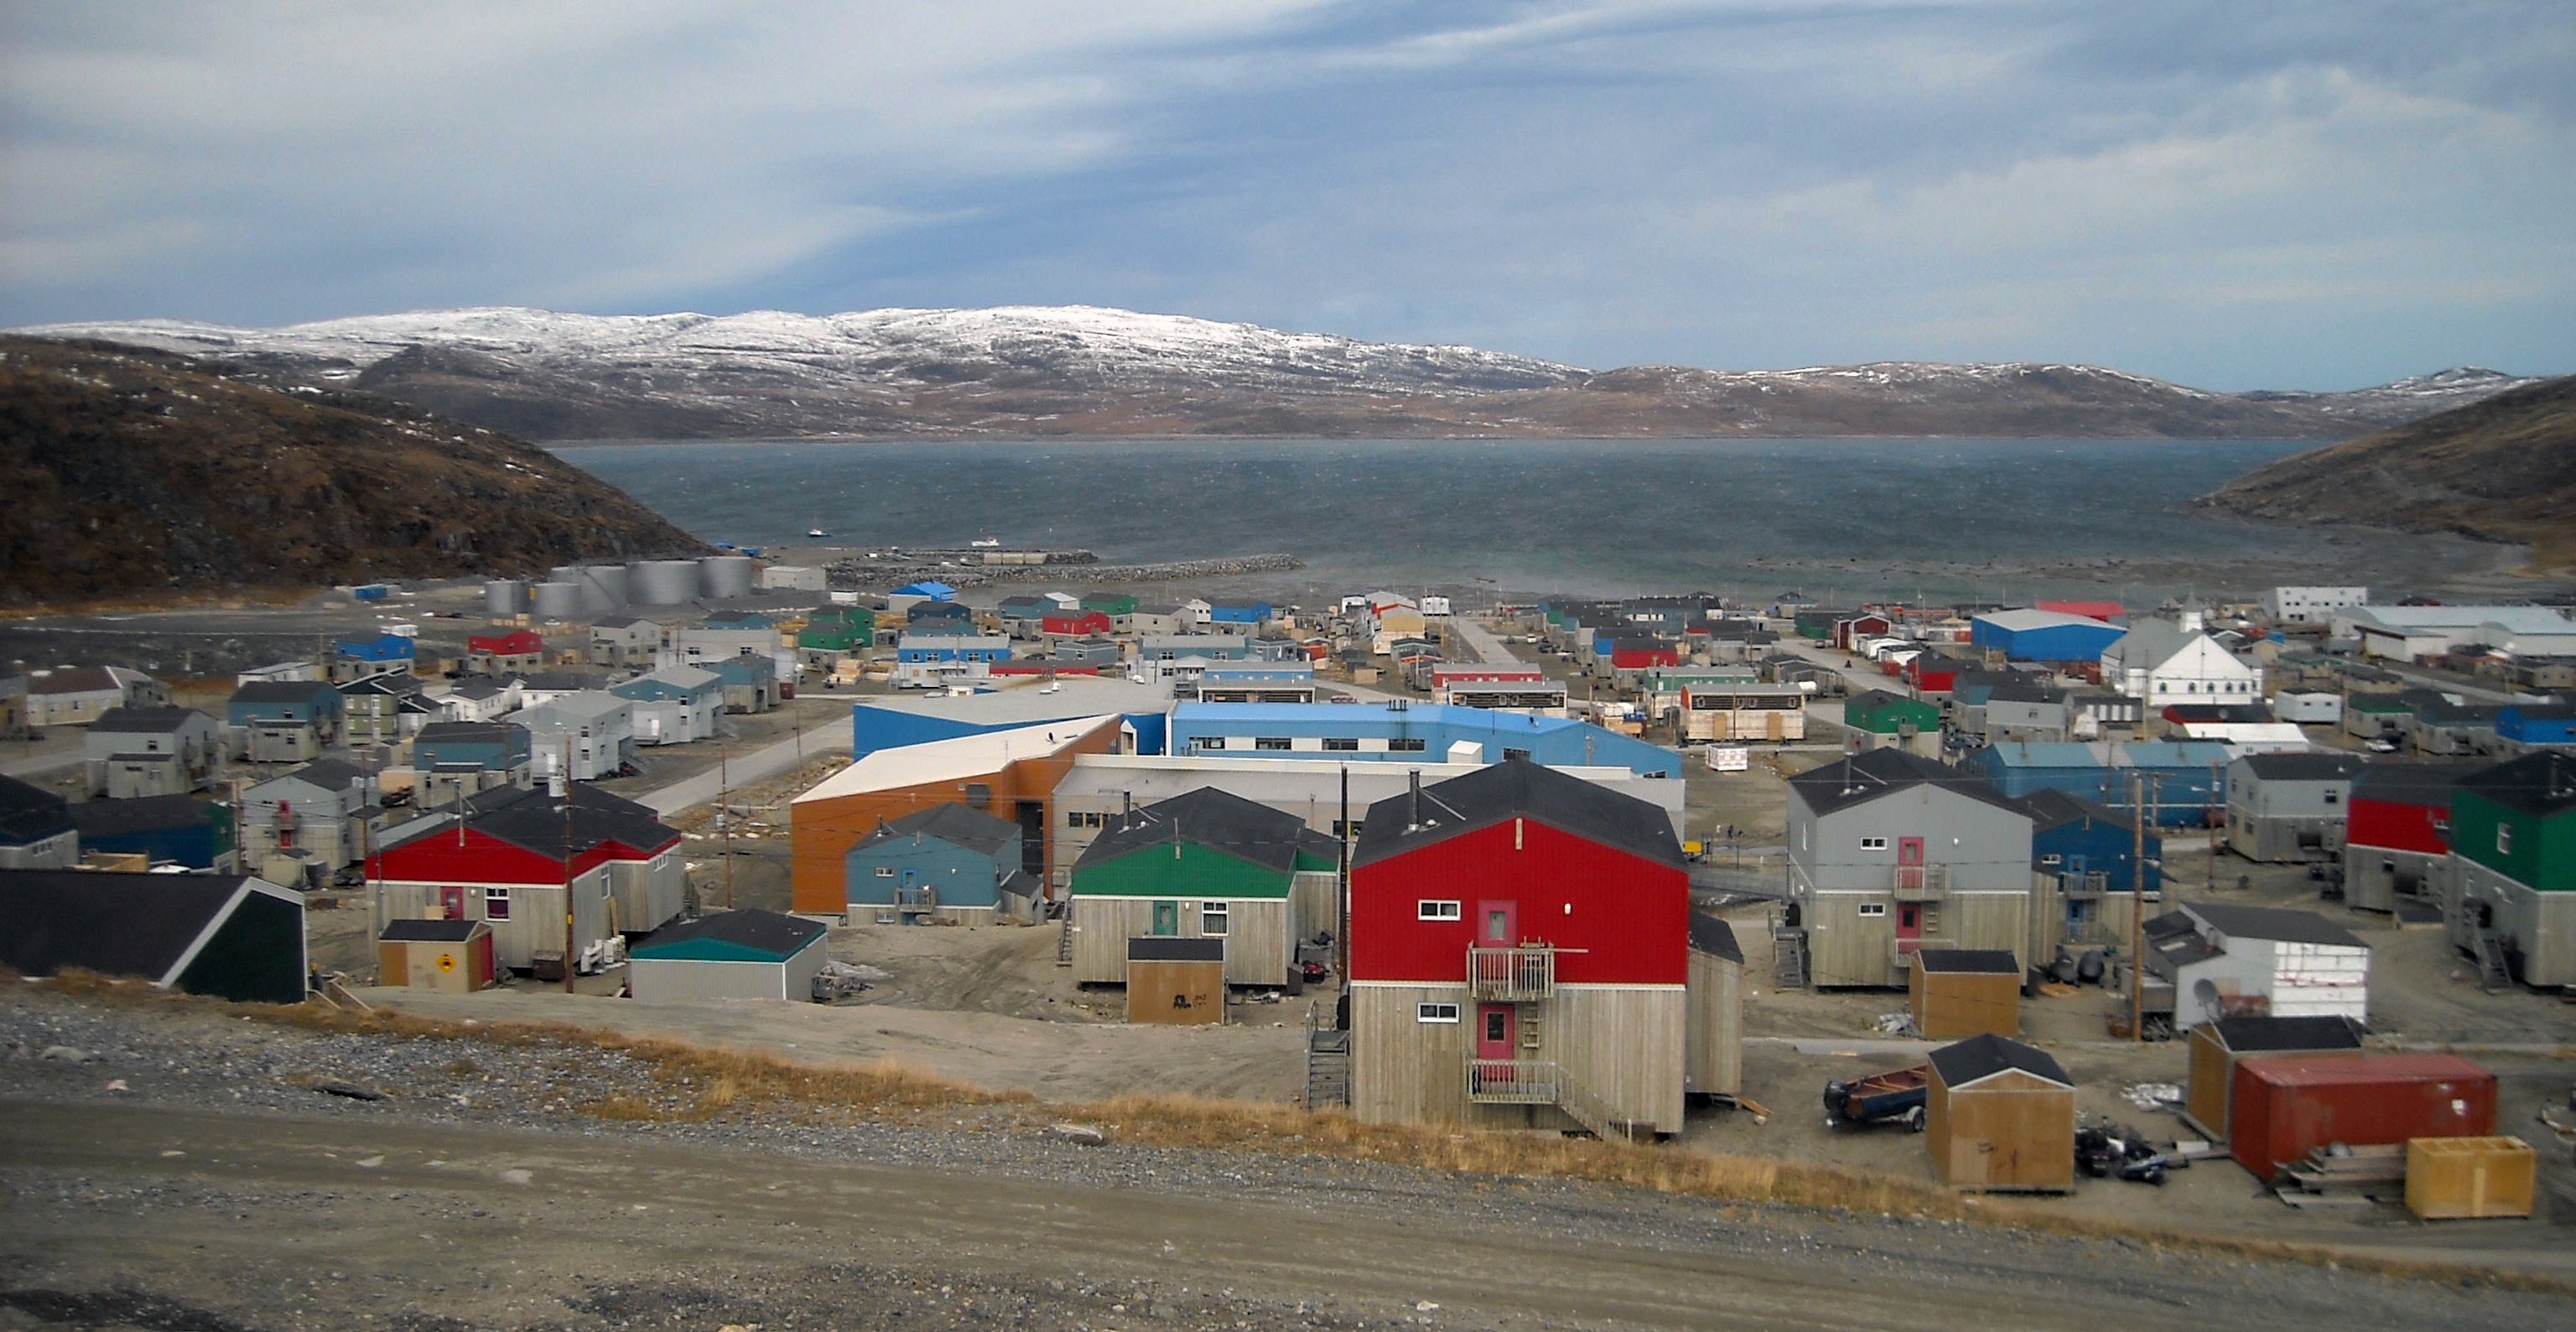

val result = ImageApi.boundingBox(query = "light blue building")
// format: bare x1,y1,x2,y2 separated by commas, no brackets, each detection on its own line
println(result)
1207,600,1273,627
1970,610,2129,663
1165,701,1679,778
843,804,1031,924
1966,740,2232,826
335,633,416,664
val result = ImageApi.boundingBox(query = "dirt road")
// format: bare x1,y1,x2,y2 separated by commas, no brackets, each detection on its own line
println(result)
6,1095,2565,1332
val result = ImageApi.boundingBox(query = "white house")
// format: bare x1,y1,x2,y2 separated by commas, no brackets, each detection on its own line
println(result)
2142,902,2368,1031
2101,615,2263,708
511,692,636,782
2265,586,2367,625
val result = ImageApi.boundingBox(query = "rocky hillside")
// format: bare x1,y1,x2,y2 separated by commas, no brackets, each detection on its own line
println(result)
19,306,2537,441
2199,374,2576,571
0,337,709,606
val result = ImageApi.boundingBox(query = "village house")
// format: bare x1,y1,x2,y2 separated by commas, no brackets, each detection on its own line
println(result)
1069,787,1337,989
892,633,1013,689
610,665,724,746
331,632,417,683
2142,902,2370,1034
408,720,533,808
0,773,80,869
339,671,438,743
83,706,221,798
0,869,307,1004
237,758,377,871
436,675,523,723
844,803,1034,926
465,629,547,675
2342,762,2465,913
25,665,166,727
1841,689,1942,757
70,795,230,872
226,679,345,762
369,783,686,972
589,614,667,668
2018,788,2159,949
1346,759,1695,1137
2442,750,2576,987
512,691,637,783
2224,752,2370,861
707,653,782,712
1782,748,2036,989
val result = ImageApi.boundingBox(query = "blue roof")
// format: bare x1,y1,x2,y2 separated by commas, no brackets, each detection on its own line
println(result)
1168,702,1677,777
894,581,956,599
335,633,415,661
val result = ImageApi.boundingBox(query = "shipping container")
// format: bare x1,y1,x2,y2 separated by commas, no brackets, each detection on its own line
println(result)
2404,1136,2536,1220
2228,1053,2496,1179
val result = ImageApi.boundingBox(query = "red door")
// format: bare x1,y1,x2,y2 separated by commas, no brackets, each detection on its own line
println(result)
1478,900,1519,947
1476,1003,1516,1062
439,886,467,920
1897,903,1923,954
1896,836,1925,892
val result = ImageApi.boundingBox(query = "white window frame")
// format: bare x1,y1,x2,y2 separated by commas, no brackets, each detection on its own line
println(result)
1416,1002,1462,1023
2497,825,2511,854
1856,902,1888,918
484,887,512,920
1199,900,1229,935
1859,836,1888,851
1418,899,1461,921
875,866,896,878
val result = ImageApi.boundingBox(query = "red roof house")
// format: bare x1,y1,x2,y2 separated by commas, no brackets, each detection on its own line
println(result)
1041,610,1114,637
367,785,683,971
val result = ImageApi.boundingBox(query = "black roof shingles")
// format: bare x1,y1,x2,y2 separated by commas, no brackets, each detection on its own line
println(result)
860,804,1023,858
2454,751,2576,819
1928,1033,2070,1088
379,918,486,943
1077,788,1311,873
0,773,75,846
1915,948,2018,975
1687,913,1742,963
0,870,263,984
1351,757,1681,870
1786,747,2021,819
633,908,824,960
2209,1014,2366,1052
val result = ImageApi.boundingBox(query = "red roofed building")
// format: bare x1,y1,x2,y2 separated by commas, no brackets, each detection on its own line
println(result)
465,629,546,674
2342,762,2462,913
1041,610,1114,637
367,785,683,971
1347,759,1693,1135
2037,600,2127,624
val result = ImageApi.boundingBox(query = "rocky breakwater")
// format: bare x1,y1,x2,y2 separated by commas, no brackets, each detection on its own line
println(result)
830,553,1301,590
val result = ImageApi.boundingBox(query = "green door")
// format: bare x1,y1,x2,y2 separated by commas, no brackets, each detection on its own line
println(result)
1151,901,1179,936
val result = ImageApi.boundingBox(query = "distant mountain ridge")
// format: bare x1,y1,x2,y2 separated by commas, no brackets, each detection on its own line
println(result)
2199,373,2576,573
17,305,2543,442
0,336,707,606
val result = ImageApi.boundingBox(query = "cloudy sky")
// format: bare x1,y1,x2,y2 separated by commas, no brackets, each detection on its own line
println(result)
4,1,2570,389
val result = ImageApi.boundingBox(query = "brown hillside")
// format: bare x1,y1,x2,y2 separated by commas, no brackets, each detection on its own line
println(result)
2197,374,2576,572
0,337,709,606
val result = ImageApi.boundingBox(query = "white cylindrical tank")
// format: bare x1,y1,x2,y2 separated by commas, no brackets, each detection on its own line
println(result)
581,563,629,606
483,579,530,617
699,554,756,599
530,581,582,621
631,559,701,605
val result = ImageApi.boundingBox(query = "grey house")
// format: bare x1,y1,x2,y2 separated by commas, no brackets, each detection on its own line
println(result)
239,758,377,870
1782,748,2035,989
1984,684,2073,743
589,615,667,669
2224,752,2370,862
84,706,221,798
2409,698,2501,757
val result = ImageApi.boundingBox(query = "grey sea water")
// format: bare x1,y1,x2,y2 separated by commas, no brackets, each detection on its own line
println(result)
551,437,2495,602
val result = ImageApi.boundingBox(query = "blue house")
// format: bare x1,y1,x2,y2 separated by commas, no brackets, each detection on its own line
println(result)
905,601,976,627
892,580,957,601
1206,600,1273,627
1166,701,1680,778
1966,740,2231,827
843,804,1031,924
68,795,229,871
335,633,416,665
226,680,345,743
2496,702,2576,748
2018,788,2160,894
413,721,532,775
1970,610,2128,663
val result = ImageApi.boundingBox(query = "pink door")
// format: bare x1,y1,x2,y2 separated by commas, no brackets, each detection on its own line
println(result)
1476,1003,1516,1062
1478,900,1518,947
439,886,466,920
1896,836,1925,892
1897,902,1923,954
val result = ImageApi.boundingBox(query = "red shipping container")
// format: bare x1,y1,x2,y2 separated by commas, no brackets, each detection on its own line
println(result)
2229,1054,2496,1179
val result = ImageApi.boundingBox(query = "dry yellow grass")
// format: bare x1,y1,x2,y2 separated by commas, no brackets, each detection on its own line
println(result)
22,974,2573,1296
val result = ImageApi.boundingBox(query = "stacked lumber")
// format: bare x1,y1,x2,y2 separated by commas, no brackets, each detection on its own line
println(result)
2274,1142,2405,1207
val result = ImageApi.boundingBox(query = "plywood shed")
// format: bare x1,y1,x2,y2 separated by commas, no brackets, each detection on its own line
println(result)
2405,1137,2536,1220
1924,1033,2075,1193
2180,1014,2366,1142
629,909,828,1003
0,869,307,1004
2228,1053,2496,1180
1127,935,1225,1025
1908,949,2021,1038
1685,913,1745,1098
377,918,496,993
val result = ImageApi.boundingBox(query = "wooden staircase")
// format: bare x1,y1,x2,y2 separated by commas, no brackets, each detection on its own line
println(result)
1055,914,1074,967
1773,924,1809,989
1304,1027,1350,1110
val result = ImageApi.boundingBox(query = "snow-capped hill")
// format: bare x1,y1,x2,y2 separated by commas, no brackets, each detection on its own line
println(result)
16,305,2531,441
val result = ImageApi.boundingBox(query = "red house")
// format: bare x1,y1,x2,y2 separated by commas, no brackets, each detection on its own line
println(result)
1347,759,1690,1135
1904,653,1976,695
2343,762,2462,913
465,628,546,674
1608,637,1680,671
367,785,684,973
1833,613,1893,650
1041,610,1113,637
2037,600,2126,623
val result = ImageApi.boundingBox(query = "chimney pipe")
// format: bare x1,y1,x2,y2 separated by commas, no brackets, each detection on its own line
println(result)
1409,768,1421,828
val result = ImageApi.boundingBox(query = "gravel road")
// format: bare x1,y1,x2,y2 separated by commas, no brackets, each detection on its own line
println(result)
3,988,2568,1332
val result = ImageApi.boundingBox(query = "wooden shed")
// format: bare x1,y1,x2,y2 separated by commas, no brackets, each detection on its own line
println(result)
1685,913,1744,1099
377,918,495,993
1127,935,1225,1025
2180,1014,2366,1142
1908,949,2021,1038
2405,1137,2536,1220
1924,1034,2076,1193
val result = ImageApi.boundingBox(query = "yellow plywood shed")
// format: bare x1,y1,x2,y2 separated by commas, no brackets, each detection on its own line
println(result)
1125,937,1225,1024
1925,1035,2075,1194
2405,1137,2536,1220
1908,950,2020,1039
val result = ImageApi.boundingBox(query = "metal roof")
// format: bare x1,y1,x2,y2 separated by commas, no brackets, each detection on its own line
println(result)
793,716,1119,804
631,908,824,961
2180,902,2366,950
1787,748,2021,818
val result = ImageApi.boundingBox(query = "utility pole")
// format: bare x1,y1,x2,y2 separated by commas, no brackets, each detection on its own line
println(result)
719,737,735,909
1336,764,1350,985
2130,770,2146,1043
560,734,576,995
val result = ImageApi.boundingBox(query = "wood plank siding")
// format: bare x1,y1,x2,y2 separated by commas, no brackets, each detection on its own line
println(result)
1349,983,1685,1134
1072,897,1291,986
1685,949,1743,1097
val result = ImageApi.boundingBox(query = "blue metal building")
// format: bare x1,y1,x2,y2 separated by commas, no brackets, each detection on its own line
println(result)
1966,740,2231,826
1969,610,2128,663
1165,701,1680,778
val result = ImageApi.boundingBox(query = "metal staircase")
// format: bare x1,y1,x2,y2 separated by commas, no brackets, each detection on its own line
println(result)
2473,930,2514,991
1773,924,1809,989
1304,1023,1350,1110
1055,915,1074,967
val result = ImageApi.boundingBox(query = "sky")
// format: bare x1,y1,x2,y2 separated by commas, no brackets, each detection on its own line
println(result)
3,1,2572,391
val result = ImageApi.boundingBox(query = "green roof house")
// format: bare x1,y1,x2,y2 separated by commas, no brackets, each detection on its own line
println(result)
797,606,875,656
1845,689,1943,757
2446,751,2576,987
1068,787,1337,990
628,908,827,1002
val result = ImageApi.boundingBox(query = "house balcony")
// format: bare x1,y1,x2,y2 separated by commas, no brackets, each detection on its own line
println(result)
1890,864,1949,901
1888,935,1959,972
895,886,938,916
2058,871,2110,899
1466,1057,1561,1105
1467,945,1555,1002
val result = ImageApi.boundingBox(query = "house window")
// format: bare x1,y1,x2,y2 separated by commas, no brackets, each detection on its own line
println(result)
1857,902,1887,918
1418,899,1461,921
2323,790,2339,805
1416,1002,1462,1023
484,887,512,920
1859,836,1888,851
1389,738,1427,752
1067,810,1085,827
2497,825,2512,854
1196,736,1227,751
1255,736,1292,751
1334,819,1365,838
1503,747,1531,762
875,866,896,878
1323,736,1358,752
2038,853,2062,867
1200,901,1229,935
